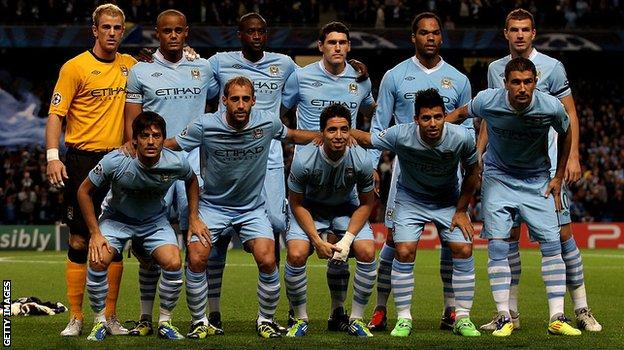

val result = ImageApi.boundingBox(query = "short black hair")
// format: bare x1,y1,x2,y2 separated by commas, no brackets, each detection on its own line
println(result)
320,104,352,131
132,111,166,140
504,57,537,81
414,88,445,116
411,12,442,34
319,21,350,42
238,12,266,30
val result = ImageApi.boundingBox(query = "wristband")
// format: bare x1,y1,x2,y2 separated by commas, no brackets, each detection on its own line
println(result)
47,148,60,162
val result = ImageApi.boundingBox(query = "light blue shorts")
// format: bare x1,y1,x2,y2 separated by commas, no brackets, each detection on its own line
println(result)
193,201,274,245
481,172,560,243
99,214,178,256
392,190,469,244
164,148,202,230
384,159,400,228
286,202,374,242
511,182,572,228
262,167,288,233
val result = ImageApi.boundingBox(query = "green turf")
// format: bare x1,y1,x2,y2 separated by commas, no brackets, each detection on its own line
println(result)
1,249,622,349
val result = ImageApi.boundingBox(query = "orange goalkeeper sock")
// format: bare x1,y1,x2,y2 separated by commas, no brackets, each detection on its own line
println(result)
66,260,87,321
105,261,123,319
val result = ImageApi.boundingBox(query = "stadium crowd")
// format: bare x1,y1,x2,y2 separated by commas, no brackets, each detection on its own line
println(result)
1,0,623,28
1,74,622,224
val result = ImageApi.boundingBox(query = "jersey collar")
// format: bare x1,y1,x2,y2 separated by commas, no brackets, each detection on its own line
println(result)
154,49,185,69
320,145,347,167
411,56,445,74
318,61,348,80
239,51,266,66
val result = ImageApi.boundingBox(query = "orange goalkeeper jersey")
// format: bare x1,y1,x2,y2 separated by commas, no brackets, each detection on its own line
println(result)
49,50,137,152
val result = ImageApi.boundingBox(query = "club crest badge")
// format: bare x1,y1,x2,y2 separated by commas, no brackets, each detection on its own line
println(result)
253,128,264,139
191,68,201,80
348,82,358,94
160,173,172,182
120,65,128,76
441,77,452,89
269,65,279,76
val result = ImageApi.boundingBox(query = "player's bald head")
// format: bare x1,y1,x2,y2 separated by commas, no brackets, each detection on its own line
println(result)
156,9,187,27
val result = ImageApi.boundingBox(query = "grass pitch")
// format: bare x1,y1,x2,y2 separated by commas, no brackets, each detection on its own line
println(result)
1,249,623,349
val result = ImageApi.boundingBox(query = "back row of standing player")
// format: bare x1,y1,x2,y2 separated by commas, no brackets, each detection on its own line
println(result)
46,4,602,341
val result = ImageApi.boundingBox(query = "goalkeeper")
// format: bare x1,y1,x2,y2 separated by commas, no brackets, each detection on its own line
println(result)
284,104,377,338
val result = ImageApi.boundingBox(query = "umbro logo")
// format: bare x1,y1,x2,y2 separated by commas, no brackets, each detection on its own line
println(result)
311,81,323,87
151,72,163,77
91,70,101,75
232,64,244,69
405,76,415,81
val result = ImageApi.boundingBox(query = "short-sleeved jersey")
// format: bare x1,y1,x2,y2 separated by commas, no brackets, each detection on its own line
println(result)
175,109,287,210
487,49,571,99
49,50,137,151
467,88,570,176
125,50,219,137
208,51,297,168
288,144,374,207
370,57,472,163
371,123,477,204
89,148,193,222
282,61,374,131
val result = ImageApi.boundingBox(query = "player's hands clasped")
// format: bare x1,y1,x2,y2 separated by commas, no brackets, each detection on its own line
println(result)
450,210,474,242
89,232,112,264
188,216,212,248
313,239,341,260
47,159,68,188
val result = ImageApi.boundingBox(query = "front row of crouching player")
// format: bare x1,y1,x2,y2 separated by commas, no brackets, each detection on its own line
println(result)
78,66,596,341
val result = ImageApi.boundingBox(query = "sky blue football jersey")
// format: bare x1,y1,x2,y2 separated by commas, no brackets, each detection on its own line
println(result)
370,57,472,163
288,144,374,206
208,51,297,168
370,122,477,204
126,50,219,137
487,49,571,98
468,88,570,176
175,109,287,211
89,149,193,222
282,61,374,131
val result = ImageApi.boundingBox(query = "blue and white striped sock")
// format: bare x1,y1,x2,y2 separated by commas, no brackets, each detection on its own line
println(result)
285,262,308,320
440,245,455,311
375,243,395,307
540,241,566,321
139,264,160,320
206,256,226,314
185,266,208,324
487,239,511,317
452,256,475,319
351,260,377,320
87,267,108,322
257,268,281,323
327,262,349,311
391,259,414,320
158,268,183,324
507,241,521,313
561,237,588,310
